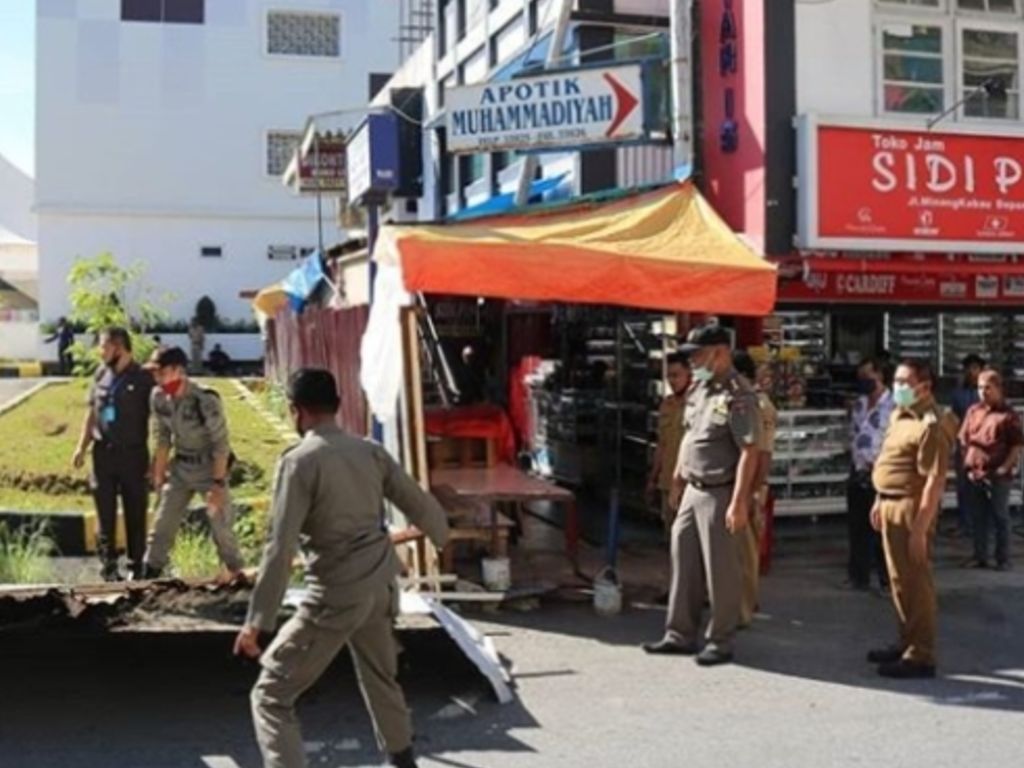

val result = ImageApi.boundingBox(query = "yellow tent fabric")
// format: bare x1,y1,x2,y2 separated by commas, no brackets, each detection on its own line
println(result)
374,181,777,316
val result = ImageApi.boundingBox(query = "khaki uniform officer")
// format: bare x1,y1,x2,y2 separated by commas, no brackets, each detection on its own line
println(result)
141,346,245,578
647,352,691,534
867,359,957,679
643,325,761,666
235,369,450,768
732,351,777,627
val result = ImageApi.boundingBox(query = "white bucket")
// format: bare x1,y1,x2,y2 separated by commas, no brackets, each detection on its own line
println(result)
481,557,511,591
593,567,622,616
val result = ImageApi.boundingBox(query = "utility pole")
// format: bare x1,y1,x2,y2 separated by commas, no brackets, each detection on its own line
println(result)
512,0,574,207
669,0,694,172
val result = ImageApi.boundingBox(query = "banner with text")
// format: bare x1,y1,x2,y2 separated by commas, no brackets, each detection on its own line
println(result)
796,115,1024,253
446,64,648,154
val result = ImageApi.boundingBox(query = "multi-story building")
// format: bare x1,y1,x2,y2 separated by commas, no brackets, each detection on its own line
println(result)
35,0,401,337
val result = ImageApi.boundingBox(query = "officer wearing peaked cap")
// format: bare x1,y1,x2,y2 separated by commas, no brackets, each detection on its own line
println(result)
140,346,245,579
643,324,761,666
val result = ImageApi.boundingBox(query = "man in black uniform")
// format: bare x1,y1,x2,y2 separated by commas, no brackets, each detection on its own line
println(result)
72,327,155,581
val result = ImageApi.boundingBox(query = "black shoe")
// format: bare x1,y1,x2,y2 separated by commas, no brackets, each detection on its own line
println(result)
866,645,905,664
877,659,936,679
695,646,734,666
642,638,698,656
389,747,418,768
654,590,670,606
138,564,163,580
842,579,870,592
101,563,124,582
995,561,1013,572
961,558,989,569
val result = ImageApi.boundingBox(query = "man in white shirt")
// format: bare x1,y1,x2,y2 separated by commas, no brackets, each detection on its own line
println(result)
847,358,894,591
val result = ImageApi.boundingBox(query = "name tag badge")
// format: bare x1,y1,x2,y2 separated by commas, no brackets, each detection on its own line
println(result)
101,404,117,425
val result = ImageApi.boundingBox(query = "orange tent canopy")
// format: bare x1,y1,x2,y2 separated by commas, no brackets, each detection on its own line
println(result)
374,181,777,316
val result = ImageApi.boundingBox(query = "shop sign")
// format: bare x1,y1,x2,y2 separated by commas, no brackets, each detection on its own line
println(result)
346,113,400,207
778,256,1024,306
446,63,654,154
796,115,1024,254
286,132,350,193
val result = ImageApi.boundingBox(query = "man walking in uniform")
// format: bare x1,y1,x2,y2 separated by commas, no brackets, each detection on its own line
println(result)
643,325,761,666
868,359,958,678
140,347,245,579
234,369,450,768
71,327,154,581
647,352,691,535
732,350,776,627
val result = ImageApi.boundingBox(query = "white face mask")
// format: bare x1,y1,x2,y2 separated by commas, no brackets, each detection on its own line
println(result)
692,365,714,383
893,382,917,409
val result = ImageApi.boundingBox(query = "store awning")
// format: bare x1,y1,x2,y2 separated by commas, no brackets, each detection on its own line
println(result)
374,181,777,317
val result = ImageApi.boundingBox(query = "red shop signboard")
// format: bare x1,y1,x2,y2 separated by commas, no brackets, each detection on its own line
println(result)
796,115,1024,253
777,255,1024,306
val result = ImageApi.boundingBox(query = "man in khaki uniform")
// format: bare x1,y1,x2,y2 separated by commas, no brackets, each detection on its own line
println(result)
732,352,777,627
141,347,244,578
647,352,691,534
643,325,761,666
234,369,450,768
867,359,957,679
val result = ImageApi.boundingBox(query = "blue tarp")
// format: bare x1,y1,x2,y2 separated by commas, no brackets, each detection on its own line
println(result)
450,174,568,221
280,251,326,312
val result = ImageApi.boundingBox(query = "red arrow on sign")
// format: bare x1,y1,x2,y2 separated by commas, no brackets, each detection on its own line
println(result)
603,72,639,138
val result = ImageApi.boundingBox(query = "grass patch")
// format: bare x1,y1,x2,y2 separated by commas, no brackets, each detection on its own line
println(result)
0,522,56,583
0,378,293,513
168,523,221,581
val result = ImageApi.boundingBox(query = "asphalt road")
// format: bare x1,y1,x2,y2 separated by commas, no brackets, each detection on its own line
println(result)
2,555,1023,768
0,378,40,410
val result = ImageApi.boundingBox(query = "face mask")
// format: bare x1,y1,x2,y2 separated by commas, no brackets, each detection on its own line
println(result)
893,383,917,409
856,378,875,395
161,379,184,397
692,365,714,383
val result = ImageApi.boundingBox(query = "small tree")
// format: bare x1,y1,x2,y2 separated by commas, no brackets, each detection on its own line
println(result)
195,295,219,332
65,252,173,375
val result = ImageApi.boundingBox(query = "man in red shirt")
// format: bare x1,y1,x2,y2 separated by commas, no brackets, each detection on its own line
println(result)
959,369,1023,571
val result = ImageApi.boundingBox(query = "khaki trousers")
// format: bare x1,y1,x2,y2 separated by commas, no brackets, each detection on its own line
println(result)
736,494,764,627
144,463,244,572
665,484,741,652
251,584,412,768
659,489,678,537
880,496,937,666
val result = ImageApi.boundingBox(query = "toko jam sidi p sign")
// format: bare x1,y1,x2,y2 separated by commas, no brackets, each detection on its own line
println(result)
796,114,1024,254
445,63,657,155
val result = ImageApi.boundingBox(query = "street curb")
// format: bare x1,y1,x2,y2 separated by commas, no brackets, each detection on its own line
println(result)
0,362,44,379
0,379,59,417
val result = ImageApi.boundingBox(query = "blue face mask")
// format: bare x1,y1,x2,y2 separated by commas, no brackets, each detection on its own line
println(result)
893,383,917,409
692,365,714,383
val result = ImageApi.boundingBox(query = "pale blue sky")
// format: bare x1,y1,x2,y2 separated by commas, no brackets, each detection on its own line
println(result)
0,1,35,176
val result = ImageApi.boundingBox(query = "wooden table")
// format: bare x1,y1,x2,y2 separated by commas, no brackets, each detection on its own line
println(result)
430,465,579,562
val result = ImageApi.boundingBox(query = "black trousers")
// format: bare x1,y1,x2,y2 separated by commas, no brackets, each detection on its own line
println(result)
91,444,150,571
847,472,889,587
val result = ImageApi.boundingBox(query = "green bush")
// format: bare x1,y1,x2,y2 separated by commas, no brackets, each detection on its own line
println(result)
0,522,56,584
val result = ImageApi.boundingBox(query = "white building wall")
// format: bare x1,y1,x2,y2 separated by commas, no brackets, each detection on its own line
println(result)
36,0,400,326
795,0,874,117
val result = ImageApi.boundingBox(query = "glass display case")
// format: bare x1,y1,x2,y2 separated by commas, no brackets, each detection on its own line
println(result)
770,409,850,517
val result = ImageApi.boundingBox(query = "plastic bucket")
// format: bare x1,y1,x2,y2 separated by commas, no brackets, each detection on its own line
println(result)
481,557,511,591
593,567,622,616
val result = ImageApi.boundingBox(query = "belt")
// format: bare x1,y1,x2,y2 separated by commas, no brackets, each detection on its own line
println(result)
174,453,207,466
877,492,909,501
687,477,734,491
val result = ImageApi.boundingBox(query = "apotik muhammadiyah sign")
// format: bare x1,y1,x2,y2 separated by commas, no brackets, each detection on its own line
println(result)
796,115,1024,254
446,63,648,154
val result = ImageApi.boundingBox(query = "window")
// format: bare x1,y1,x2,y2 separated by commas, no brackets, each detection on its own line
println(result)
200,246,223,258
958,0,1019,13
267,12,340,57
960,25,1021,117
877,0,943,8
268,246,297,261
879,23,948,114
122,0,203,24
266,131,301,177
